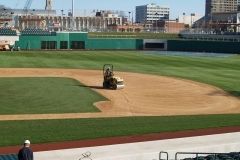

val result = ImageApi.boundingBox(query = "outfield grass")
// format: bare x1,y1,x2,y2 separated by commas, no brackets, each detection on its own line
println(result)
0,77,104,114
0,51,239,147
88,32,179,39
1,114,240,147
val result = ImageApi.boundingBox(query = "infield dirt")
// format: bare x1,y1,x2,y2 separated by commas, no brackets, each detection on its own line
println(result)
0,68,239,121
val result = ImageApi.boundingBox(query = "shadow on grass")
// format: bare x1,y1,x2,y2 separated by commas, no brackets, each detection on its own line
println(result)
208,90,240,98
229,91,240,97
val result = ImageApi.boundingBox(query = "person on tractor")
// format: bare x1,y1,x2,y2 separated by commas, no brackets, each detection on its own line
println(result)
104,67,113,80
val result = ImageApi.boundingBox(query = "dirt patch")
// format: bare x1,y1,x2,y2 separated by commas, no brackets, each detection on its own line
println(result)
0,68,239,121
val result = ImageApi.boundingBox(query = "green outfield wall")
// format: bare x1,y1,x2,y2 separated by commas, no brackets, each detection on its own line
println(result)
167,40,240,53
15,32,240,53
87,39,143,50
17,32,88,50
16,32,142,50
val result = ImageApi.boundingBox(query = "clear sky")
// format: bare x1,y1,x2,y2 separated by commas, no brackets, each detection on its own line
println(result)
1,0,205,19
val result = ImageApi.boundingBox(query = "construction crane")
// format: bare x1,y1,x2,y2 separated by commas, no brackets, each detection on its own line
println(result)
23,0,33,15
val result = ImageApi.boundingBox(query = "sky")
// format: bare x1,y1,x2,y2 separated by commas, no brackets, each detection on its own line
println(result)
1,0,205,19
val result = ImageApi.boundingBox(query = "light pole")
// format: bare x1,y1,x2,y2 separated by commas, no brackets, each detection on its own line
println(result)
210,5,213,32
166,14,170,33
71,0,75,30
128,11,131,32
61,9,64,31
183,12,185,23
190,13,195,28
155,12,159,32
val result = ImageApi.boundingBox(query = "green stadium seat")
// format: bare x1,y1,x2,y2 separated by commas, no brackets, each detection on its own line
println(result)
21,28,54,36
0,154,18,160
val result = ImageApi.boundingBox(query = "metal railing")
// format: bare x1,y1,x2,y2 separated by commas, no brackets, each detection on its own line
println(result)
175,151,240,160
159,151,169,160
157,151,240,160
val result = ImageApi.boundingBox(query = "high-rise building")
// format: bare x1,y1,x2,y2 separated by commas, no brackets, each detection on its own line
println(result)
135,3,169,24
45,0,53,10
205,0,240,16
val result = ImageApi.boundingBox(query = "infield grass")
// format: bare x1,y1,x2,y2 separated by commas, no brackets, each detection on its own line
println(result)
0,77,104,114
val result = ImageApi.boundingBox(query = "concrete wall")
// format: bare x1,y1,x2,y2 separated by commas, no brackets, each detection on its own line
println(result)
0,36,19,46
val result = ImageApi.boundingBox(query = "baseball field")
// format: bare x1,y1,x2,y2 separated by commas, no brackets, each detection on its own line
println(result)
0,51,239,147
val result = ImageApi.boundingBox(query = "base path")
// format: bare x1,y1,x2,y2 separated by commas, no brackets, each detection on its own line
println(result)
0,68,239,121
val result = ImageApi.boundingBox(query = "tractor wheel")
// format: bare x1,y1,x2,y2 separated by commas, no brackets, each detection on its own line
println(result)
112,84,117,90
103,82,108,88
112,79,118,90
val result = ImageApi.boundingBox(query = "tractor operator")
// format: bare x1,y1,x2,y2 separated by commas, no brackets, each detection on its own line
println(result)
104,67,113,79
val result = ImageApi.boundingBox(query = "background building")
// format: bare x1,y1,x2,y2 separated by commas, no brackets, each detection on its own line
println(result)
135,3,169,24
15,13,123,32
205,0,240,16
178,13,202,27
1,1,124,32
156,20,185,33
45,0,53,10
191,0,240,32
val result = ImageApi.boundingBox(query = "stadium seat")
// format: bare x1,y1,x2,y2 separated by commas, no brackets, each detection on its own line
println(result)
0,154,18,160
21,28,55,36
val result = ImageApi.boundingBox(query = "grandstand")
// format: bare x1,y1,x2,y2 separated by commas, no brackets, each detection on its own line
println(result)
179,29,240,42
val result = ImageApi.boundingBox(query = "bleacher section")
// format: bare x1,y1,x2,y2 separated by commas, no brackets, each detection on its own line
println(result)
21,28,56,36
0,154,17,160
0,28,17,36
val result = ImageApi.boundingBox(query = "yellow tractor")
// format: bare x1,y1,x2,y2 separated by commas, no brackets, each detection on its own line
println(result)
103,64,124,90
